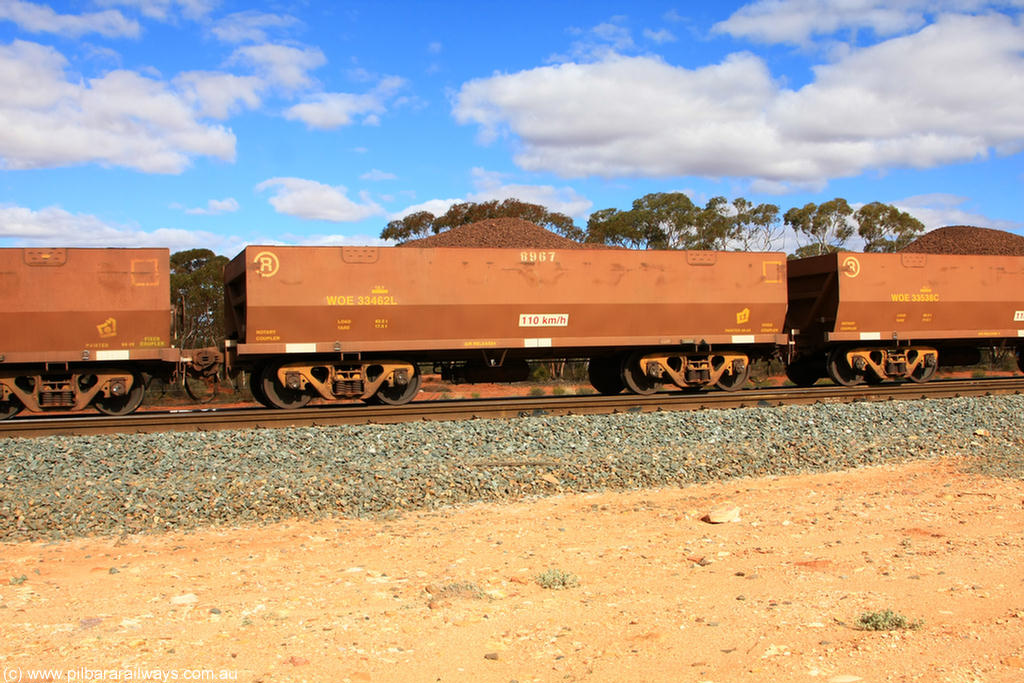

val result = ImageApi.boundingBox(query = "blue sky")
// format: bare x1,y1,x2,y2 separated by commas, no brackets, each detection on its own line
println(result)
0,0,1022,256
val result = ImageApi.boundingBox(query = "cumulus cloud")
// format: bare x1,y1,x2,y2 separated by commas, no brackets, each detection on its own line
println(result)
96,0,215,22
173,70,263,118
284,75,407,129
182,197,239,215
389,198,463,221
256,177,384,222
712,0,1023,45
228,43,326,91
0,40,235,173
893,193,1023,232
211,10,300,43
466,168,592,217
0,203,226,249
453,13,1024,187
0,0,139,37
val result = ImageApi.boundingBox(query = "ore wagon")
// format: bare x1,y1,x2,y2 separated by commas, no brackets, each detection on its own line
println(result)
223,245,789,407
785,251,1024,385
0,247,180,418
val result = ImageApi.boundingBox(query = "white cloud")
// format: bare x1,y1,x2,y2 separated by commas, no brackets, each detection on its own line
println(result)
0,203,227,250
0,0,140,38
256,177,384,222
284,92,384,129
228,43,326,91
713,0,1024,45
361,169,397,181
174,71,263,118
183,197,239,215
96,0,215,22
643,28,676,44
0,40,235,173
284,76,407,129
466,167,592,217
454,14,1024,186
389,198,463,221
893,193,1023,232
211,11,300,43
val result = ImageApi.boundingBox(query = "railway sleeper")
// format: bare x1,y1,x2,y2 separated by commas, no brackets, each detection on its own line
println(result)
632,351,751,392
0,368,142,416
269,360,419,405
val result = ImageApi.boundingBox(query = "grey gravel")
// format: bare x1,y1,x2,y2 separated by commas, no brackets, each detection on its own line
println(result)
1,394,1022,542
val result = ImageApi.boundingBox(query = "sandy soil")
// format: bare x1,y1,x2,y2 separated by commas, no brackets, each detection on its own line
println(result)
1,456,1022,683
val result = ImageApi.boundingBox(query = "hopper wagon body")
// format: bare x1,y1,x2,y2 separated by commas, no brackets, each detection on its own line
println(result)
0,247,180,417
224,245,790,406
785,251,1024,385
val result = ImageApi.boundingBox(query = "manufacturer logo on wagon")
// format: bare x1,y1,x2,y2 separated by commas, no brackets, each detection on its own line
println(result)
1014,311,1024,322
518,313,569,327
253,250,279,278
842,256,861,278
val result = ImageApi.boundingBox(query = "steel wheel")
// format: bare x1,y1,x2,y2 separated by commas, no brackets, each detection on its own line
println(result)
714,360,750,392
908,360,937,383
0,397,23,420
621,351,657,395
367,366,421,405
588,356,624,395
260,363,312,409
826,349,862,387
94,372,146,416
1018,347,1024,374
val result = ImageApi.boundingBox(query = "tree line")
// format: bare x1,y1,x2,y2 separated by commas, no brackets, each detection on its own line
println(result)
381,194,925,257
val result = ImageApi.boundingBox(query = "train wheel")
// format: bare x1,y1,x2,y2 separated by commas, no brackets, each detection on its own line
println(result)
588,356,624,395
367,367,421,406
715,362,751,392
248,370,274,408
259,364,312,409
94,372,146,416
826,349,862,387
784,360,823,387
1018,347,1024,374
621,352,657,395
908,362,937,383
0,397,23,420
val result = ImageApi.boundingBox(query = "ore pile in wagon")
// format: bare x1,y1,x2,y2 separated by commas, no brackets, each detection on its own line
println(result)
398,217,585,249
901,225,1024,256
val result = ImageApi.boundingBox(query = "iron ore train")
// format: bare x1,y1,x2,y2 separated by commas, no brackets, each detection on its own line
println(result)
2,244,1022,419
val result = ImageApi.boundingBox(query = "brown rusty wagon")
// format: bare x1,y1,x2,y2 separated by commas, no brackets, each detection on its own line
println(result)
785,251,1024,385
0,248,180,418
224,245,790,407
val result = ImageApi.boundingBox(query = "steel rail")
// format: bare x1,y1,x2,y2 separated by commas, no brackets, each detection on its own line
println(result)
2,377,1022,439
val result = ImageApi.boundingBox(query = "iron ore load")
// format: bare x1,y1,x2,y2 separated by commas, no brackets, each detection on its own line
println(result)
223,245,789,407
785,251,1024,386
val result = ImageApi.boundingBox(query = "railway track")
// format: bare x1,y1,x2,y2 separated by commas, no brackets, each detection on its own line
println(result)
2,376,1022,439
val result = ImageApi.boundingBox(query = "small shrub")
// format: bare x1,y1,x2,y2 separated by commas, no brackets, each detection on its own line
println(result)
471,392,481,399
528,386,546,397
551,385,567,396
536,568,579,590
856,609,923,631
575,386,596,395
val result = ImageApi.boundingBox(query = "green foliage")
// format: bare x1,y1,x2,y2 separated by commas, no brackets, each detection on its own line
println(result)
855,202,925,252
536,568,580,590
784,198,855,257
528,386,546,397
586,192,783,251
170,249,228,349
380,198,582,242
855,609,923,631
